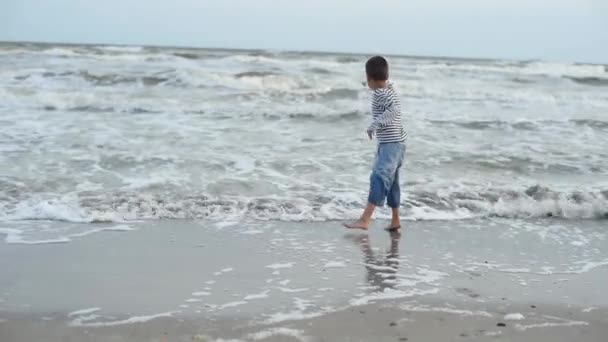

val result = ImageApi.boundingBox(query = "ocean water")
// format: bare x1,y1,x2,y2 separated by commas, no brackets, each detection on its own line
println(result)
1,42,607,231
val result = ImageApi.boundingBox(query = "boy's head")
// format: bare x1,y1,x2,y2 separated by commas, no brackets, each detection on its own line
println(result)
365,56,389,89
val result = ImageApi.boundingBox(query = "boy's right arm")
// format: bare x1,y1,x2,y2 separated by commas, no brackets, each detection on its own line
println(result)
368,93,398,132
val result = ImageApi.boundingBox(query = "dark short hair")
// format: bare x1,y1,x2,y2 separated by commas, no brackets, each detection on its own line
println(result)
365,56,389,81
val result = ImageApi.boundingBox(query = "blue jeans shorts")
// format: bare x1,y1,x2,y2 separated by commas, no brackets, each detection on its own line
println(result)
368,142,406,208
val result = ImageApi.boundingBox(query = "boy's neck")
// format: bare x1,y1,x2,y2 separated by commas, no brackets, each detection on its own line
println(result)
370,80,389,90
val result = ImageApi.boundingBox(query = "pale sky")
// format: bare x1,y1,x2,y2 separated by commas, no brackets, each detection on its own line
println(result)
2,0,607,63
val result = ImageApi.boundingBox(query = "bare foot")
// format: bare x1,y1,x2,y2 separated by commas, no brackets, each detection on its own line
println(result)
344,219,370,230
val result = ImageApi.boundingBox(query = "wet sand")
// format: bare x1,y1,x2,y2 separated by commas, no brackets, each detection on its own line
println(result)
1,219,607,341
2,301,607,342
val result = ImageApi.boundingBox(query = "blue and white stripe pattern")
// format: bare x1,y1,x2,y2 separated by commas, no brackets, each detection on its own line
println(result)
368,82,407,144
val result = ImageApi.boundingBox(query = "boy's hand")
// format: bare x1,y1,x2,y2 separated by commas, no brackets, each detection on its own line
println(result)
366,129,374,140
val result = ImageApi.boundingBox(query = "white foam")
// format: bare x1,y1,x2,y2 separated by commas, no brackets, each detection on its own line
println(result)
499,268,532,273
582,307,597,313
401,304,493,318
69,314,102,326
98,45,144,53
0,228,22,242
265,308,332,324
488,259,608,276
571,260,608,274
5,200,92,223
41,47,81,56
350,288,440,306
185,298,202,303
69,311,176,327
68,307,101,317
219,301,248,309
515,320,588,331
398,268,448,287
523,61,605,78
3,187,607,223
244,290,269,300
277,287,309,293
266,262,295,269
248,328,309,341
0,228,70,244
293,298,313,311
324,261,347,268
504,313,525,321
214,221,239,229
192,291,211,296
69,225,135,237
0,225,134,245
241,229,263,235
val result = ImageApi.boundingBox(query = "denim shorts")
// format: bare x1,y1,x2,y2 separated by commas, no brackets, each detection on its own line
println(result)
368,142,406,208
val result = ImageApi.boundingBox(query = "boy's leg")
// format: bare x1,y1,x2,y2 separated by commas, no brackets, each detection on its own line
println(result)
386,169,401,230
345,143,401,230
386,144,406,230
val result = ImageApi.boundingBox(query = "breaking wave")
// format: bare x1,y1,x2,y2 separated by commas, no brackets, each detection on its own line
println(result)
564,76,608,87
1,186,606,223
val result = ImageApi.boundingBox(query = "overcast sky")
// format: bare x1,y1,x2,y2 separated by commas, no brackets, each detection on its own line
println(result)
2,0,607,63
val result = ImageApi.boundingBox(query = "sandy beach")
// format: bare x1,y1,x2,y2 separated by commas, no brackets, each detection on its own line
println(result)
1,219,607,341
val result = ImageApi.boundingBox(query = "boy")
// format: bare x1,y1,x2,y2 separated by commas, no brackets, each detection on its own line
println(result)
345,56,407,231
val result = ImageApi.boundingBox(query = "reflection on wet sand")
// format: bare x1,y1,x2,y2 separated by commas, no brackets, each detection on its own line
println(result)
348,231,401,291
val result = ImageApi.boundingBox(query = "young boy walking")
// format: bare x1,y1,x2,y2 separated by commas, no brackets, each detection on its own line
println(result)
345,56,407,231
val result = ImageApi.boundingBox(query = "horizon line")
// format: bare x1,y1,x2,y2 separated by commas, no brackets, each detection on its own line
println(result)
3,39,603,66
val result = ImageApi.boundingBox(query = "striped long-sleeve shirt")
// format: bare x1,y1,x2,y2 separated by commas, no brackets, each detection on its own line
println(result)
367,82,407,144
